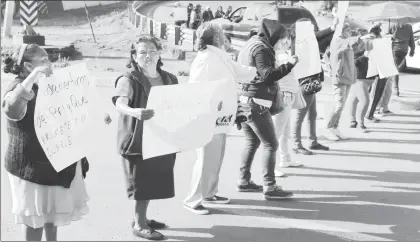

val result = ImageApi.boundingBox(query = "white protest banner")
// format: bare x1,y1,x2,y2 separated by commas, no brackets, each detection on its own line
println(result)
213,80,237,134
366,48,379,78
332,1,350,41
376,38,399,78
142,81,226,160
294,21,322,79
34,63,95,172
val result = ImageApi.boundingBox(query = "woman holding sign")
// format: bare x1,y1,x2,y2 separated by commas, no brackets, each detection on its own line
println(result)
184,22,258,215
112,35,178,240
2,44,90,241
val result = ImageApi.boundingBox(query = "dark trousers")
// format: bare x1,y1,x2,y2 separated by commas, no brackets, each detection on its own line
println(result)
392,50,408,92
292,93,318,148
367,77,387,118
238,100,279,187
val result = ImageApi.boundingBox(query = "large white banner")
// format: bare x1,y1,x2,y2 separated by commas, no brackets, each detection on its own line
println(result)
294,21,322,79
366,38,399,78
332,1,350,41
34,63,95,172
142,80,235,160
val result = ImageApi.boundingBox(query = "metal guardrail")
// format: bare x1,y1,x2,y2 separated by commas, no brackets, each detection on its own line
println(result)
128,1,246,52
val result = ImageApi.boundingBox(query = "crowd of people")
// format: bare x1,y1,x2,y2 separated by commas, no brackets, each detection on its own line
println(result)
2,5,416,242
171,2,234,29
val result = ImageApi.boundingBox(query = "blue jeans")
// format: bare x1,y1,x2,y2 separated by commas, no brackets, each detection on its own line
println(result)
238,100,279,187
327,84,351,129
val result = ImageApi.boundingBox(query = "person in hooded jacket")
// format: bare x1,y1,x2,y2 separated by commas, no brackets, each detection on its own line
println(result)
236,19,298,200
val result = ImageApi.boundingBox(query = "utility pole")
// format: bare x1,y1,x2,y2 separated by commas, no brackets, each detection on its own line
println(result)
2,1,15,38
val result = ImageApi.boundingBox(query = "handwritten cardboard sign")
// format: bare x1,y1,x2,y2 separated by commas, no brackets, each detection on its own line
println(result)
294,21,322,79
142,80,232,160
366,38,399,78
34,63,95,172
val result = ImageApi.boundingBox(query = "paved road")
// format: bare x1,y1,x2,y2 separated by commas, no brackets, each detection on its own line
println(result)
1,52,420,241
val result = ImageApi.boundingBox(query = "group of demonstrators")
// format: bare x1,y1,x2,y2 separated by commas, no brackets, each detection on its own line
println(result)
2,7,416,242
171,2,233,29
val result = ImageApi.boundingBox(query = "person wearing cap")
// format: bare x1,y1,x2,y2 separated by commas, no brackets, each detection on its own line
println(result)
236,19,298,200
184,22,258,215
190,4,203,29
324,22,366,141
170,2,188,27
202,6,214,22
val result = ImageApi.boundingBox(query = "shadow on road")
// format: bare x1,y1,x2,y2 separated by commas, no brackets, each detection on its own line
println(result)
319,149,420,162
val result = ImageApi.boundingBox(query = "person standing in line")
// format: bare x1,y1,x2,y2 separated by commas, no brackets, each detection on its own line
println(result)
184,23,258,215
112,35,178,240
202,6,214,22
223,33,240,61
324,22,365,141
2,43,90,241
271,27,303,177
235,19,298,200
170,2,188,27
287,17,337,157
214,6,225,19
186,3,194,28
190,4,203,30
376,22,415,114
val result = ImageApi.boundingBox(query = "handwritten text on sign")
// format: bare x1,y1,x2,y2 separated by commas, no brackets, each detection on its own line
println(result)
34,63,95,172
294,21,322,79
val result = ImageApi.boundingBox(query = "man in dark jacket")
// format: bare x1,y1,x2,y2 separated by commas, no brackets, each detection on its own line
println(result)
202,6,214,22
236,19,299,200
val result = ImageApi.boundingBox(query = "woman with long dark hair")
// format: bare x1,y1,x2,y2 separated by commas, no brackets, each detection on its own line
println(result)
112,35,178,240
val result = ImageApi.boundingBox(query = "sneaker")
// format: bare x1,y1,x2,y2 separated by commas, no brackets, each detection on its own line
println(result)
132,227,164,240
349,121,358,128
275,170,286,177
309,143,329,151
365,117,380,123
293,147,313,155
358,125,368,133
203,195,230,204
378,110,393,117
332,129,349,140
183,204,210,215
237,181,263,192
263,185,294,200
324,128,340,141
278,161,303,168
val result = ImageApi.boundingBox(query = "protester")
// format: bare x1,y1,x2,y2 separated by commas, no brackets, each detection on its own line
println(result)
288,17,338,156
202,6,214,22
224,6,233,19
347,28,378,132
214,6,225,19
365,24,387,122
112,35,178,240
184,23,258,215
236,19,298,200
271,27,303,176
223,33,239,61
2,44,90,241
324,22,365,141
388,22,416,97
186,3,194,28
190,4,203,30
170,2,188,27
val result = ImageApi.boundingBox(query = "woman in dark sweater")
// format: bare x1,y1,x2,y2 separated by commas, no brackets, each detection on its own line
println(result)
2,44,89,241
236,19,298,200
112,35,178,240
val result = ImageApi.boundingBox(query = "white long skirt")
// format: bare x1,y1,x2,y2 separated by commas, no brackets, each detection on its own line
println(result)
8,161,89,229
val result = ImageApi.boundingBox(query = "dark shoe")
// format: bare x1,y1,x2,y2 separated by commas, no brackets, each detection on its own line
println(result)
263,185,293,200
350,121,358,128
183,204,210,215
132,227,164,240
203,195,230,204
131,220,167,230
293,147,313,155
309,143,329,151
237,181,263,192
